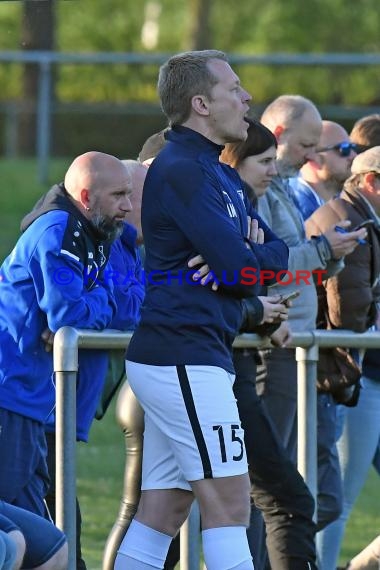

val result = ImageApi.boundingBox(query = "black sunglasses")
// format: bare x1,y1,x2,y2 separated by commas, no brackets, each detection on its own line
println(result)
317,142,358,157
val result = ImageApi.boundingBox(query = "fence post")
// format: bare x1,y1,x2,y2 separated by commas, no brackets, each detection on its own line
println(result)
53,326,79,570
37,57,52,185
296,344,319,514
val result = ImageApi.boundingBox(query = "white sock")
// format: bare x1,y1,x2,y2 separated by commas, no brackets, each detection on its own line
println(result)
202,526,254,570
114,556,156,570
114,519,172,569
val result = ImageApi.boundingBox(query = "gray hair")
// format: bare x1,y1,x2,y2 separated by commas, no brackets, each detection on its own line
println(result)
343,173,364,193
261,95,321,132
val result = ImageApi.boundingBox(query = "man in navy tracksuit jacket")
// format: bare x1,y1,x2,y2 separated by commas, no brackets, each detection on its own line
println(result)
116,50,289,570
0,151,132,518
128,126,288,370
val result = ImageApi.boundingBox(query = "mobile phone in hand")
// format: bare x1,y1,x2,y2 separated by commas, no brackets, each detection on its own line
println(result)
334,224,367,244
353,219,375,231
280,290,300,304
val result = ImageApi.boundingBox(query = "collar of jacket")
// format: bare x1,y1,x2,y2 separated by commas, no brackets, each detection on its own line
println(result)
21,182,112,243
341,188,380,230
167,125,224,161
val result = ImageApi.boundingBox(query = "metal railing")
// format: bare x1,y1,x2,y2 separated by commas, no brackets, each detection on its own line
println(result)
1,50,380,182
53,326,380,570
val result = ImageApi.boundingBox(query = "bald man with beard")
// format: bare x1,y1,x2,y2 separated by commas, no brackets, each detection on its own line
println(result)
0,151,132,522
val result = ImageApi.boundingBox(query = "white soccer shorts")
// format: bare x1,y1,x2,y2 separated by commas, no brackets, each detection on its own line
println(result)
125,361,248,491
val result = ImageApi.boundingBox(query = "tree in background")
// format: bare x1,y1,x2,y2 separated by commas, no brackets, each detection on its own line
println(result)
188,0,213,50
0,0,378,107
19,0,57,154
211,0,380,108
0,0,379,159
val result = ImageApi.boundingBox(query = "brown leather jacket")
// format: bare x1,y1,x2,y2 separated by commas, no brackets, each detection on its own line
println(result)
305,189,380,332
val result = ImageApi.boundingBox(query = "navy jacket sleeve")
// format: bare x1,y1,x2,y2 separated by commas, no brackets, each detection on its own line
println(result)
29,223,116,332
163,160,266,297
244,194,289,285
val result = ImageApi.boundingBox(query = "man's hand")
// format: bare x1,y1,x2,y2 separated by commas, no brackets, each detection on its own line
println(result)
188,218,265,287
247,216,264,244
188,254,219,291
270,321,292,347
258,295,288,324
41,327,55,352
323,220,367,259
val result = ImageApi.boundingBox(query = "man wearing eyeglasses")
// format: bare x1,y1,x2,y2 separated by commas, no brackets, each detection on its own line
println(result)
291,121,357,221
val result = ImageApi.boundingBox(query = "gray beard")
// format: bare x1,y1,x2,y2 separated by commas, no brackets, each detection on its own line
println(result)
91,214,124,241
275,158,300,178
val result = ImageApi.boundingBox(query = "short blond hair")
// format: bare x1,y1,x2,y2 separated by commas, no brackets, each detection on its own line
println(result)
158,50,227,126
350,114,380,147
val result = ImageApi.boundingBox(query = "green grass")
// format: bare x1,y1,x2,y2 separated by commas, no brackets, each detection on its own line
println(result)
78,397,380,570
0,158,69,261
339,469,380,565
1,159,378,568
77,398,125,569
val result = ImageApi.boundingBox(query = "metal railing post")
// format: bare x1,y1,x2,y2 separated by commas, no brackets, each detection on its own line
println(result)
296,343,319,512
180,501,201,570
53,326,79,570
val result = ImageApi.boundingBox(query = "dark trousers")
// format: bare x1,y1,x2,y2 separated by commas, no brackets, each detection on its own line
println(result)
256,346,343,532
45,431,87,570
233,348,317,570
256,347,298,460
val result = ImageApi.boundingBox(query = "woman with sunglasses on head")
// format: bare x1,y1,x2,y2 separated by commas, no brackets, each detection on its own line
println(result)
220,119,318,570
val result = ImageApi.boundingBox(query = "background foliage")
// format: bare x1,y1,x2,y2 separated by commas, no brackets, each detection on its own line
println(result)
0,0,379,106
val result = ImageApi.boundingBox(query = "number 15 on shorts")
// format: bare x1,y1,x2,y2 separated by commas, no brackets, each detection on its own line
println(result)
213,424,244,462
